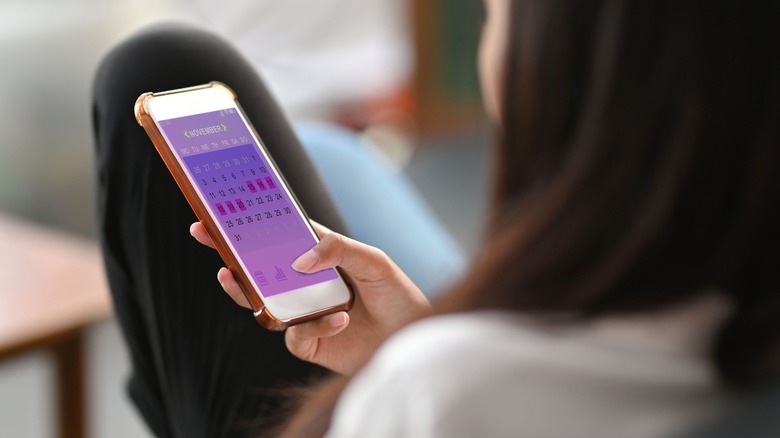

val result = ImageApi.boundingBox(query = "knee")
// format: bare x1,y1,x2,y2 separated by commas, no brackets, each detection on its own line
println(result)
91,22,235,111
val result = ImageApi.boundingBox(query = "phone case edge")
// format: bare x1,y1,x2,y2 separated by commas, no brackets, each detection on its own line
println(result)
134,82,354,331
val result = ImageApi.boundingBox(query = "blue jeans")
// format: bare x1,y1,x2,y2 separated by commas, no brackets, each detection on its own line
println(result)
296,121,467,298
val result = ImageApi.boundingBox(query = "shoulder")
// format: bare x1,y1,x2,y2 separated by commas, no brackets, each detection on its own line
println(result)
327,312,725,438
361,312,579,378
359,311,712,386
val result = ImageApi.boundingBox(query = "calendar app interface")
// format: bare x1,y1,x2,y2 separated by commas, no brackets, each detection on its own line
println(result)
159,109,338,297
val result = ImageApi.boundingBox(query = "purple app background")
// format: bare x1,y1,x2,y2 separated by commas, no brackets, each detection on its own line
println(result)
160,109,337,297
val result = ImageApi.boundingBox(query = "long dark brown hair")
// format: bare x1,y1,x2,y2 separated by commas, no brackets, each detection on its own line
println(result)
280,0,780,435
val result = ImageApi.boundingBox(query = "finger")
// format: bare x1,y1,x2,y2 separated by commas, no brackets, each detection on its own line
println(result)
217,267,252,309
291,312,349,340
190,222,216,249
285,312,350,362
309,220,334,239
291,233,394,283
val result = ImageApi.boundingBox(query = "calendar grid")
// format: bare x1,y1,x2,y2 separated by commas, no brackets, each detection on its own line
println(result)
161,110,338,297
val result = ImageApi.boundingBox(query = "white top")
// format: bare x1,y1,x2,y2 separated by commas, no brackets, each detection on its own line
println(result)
326,296,732,438
176,0,412,120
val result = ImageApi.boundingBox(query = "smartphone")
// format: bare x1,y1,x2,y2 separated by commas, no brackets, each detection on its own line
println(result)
134,82,353,331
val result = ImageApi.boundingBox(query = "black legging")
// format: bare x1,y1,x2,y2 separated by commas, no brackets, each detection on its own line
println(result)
92,23,348,437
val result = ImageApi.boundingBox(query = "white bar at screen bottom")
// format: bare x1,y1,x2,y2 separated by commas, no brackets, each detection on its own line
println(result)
260,277,351,321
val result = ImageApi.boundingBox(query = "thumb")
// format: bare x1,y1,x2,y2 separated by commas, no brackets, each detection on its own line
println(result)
285,312,350,363
291,232,395,283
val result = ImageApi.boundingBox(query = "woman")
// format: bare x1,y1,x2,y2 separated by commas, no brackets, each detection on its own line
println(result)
194,0,780,436
96,0,780,436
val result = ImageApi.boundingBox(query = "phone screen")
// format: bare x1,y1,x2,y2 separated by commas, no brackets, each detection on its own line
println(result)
158,108,338,298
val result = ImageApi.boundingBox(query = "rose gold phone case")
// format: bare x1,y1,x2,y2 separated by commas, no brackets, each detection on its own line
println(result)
134,82,353,331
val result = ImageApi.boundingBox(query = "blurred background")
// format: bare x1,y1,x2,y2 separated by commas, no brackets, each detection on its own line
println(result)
0,0,489,436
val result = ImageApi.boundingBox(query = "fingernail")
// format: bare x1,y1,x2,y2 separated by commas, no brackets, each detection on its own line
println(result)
291,250,319,273
217,267,230,285
329,312,348,328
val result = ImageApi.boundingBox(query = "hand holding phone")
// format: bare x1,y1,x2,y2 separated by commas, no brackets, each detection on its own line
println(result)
191,220,432,375
135,82,353,330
